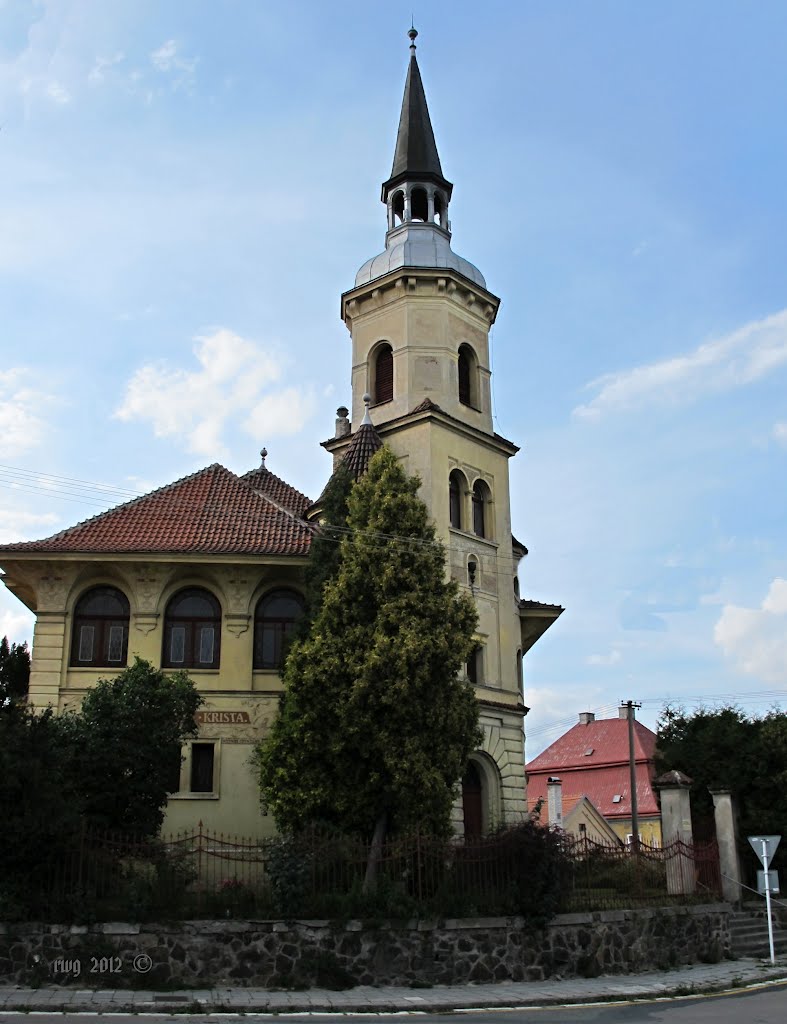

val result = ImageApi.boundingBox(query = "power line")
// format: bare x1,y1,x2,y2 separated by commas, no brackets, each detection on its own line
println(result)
0,462,546,588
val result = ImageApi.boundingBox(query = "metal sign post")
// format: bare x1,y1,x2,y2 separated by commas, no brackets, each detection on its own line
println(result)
748,835,781,965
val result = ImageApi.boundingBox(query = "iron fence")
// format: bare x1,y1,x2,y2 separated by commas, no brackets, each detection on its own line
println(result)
11,823,721,923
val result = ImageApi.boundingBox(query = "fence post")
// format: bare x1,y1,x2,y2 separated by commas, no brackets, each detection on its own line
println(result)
77,818,86,892
655,771,695,895
710,790,743,903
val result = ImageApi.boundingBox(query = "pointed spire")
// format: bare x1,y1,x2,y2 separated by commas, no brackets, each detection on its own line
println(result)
381,28,453,203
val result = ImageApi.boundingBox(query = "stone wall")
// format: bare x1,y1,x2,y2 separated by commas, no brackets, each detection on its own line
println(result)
0,906,731,990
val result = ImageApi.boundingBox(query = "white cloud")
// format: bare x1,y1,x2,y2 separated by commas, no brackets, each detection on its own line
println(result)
0,508,59,543
714,579,787,684
574,308,787,420
115,328,314,458
586,649,622,667
0,369,53,457
88,52,125,85
150,39,197,87
773,422,787,446
0,605,34,646
45,80,70,104
244,387,317,440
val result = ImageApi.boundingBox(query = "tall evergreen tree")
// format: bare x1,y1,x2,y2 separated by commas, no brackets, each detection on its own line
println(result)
0,636,30,706
256,446,481,844
656,703,787,876
300,462,354,630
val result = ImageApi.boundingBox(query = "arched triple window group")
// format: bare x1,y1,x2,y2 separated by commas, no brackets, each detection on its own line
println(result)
449,470,492,539
70,584,305,671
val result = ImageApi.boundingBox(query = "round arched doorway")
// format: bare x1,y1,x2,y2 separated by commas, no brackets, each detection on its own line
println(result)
461,762,483,838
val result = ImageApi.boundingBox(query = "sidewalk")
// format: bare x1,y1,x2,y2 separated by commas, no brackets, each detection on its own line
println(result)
0,956,785,1014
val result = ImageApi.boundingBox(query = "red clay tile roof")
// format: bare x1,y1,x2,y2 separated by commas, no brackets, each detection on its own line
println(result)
526,717,660,821
341,422,384,480
0,464,313,557
239,466,311,516
527,717,656,772
527,765,660,820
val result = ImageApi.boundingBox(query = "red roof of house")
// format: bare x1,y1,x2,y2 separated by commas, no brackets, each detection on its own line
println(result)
527,717,656,772
0,464,313,557
239,466,312,516
526,716,660,821
527,764,660,820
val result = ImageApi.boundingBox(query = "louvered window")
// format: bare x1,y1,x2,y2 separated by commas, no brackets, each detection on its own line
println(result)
374,345,393,404
458,349,471,405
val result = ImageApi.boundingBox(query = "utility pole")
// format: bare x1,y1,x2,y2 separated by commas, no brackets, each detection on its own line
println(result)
622,700,642,852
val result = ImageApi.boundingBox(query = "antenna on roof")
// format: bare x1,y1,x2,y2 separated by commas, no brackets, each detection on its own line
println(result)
260,447,268,468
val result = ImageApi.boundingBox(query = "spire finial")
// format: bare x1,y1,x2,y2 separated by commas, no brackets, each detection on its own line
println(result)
361,392,373,426
260,447,268,468
408,25,418,54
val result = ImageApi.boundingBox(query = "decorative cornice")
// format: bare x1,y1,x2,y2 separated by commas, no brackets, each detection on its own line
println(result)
341,265,499,328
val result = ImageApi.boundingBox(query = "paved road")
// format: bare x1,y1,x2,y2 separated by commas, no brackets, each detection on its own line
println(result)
0,981,784,1023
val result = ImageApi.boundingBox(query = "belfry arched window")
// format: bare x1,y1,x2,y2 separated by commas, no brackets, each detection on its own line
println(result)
472,480,491,539
449,469,465,529
71,586,129,667
434,191,445,228
373,343,394,405
392,190,405,225
254,589,305,670
458,344,479,408
163,588,221,669
411,186,428,222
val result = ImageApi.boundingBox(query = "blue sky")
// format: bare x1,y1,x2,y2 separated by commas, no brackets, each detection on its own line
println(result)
1,1,786,755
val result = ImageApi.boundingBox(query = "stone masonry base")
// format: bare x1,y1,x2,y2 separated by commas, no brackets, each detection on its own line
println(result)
0,905,731,989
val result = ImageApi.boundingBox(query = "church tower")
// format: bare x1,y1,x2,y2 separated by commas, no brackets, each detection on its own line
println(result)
324,30,562,833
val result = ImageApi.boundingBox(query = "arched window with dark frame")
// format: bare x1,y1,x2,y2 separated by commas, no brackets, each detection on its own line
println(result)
466,643,483,685
472,480,491,538
449,469,464,529
71,586,130,667
163,587,221,669
374,343,394,404
254,589,305,670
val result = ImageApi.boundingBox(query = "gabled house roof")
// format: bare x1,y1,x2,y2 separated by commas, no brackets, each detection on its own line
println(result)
526,715,660,821
527,716,656,772
0,464,313,558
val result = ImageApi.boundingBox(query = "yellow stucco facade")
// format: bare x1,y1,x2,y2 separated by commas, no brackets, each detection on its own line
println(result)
3,554,306,837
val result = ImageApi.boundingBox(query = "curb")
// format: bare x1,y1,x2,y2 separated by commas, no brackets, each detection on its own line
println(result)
1,963,786,1015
